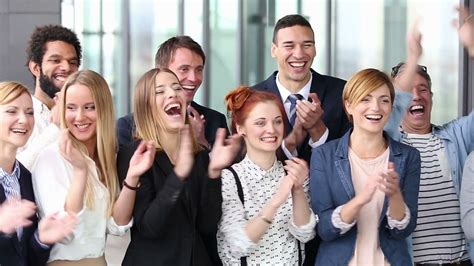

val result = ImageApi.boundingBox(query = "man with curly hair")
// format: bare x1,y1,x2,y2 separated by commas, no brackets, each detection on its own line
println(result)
17,25,82,169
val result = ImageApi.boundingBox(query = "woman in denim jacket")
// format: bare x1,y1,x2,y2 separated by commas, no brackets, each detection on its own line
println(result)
310,69,421,266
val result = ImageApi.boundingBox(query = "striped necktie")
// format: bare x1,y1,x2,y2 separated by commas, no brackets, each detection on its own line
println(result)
288,94,303,127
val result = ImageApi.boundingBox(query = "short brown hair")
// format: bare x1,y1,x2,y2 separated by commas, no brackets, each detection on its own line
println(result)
154,36,205,68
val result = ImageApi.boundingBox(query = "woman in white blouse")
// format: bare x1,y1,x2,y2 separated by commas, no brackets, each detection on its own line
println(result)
217,86,317,265
31,70,155,265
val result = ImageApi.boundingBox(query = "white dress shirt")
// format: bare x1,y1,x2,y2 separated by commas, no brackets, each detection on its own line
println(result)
31,141,131,262
217,155,317,265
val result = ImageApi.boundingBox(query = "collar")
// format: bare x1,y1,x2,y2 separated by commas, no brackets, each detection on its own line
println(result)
0,160,21,183
275,72,312,103
32,96,51,116
335,129,403,159
241,154,281,180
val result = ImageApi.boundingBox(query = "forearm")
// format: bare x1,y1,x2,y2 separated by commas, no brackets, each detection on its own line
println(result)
291,188,311,226
388,193,406,221
244,201,279,243
340,196,365,224
307,121,326,142
64,168,87,213
113,174,140,225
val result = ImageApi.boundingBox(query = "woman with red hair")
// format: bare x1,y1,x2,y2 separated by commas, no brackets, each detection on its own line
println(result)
217,86,317,265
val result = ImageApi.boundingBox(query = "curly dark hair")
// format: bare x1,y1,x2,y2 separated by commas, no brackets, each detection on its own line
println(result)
26,25,82,67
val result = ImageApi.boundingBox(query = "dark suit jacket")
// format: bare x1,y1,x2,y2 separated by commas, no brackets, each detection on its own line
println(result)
117,142,222,266
116,101,229,147
252,69,351,162
0,162,50,266
253,69,351,266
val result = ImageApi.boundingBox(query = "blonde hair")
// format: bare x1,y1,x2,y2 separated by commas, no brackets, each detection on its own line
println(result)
133,68,201,153
342,68,395,123
59,70,118,215
0,81,31,105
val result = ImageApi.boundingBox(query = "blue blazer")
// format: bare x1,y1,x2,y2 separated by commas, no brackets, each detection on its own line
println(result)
310,130,421,266
0,162,50,266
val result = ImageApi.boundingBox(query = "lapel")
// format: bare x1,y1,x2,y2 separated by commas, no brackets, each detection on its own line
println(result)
334,131,356,199
309,69,327,100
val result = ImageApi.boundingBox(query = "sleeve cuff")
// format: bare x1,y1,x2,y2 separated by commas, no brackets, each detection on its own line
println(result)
331,205,356,234
386,203,411,230
308,128,329,148
281,139,298,159
107,216,133,236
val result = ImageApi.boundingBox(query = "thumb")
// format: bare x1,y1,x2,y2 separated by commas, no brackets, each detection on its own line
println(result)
388,162,395,171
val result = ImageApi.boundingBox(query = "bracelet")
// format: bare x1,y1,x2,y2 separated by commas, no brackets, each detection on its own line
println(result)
123,180,141,191
259,214,272,225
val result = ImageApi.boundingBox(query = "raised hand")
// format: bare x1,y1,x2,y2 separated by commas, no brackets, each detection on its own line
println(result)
284,118,308,153
188,106,209,148
454,6,474,56
0,199,36,234
283,157,309,190
174,125,194,180
379,162,402,199
59,128,87,170
298,93,326,141
358,172,383,204
208,128,241,178
127,140,155,179
38,212,77,245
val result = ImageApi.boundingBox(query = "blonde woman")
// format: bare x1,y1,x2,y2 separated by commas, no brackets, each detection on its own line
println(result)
31,70,154,265
117,68,239,266
0,81,75,266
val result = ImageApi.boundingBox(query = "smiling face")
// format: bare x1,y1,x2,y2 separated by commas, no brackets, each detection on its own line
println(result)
154,71,187,132
34,41,79,99
345,84,392,136
237,101,284,156
166,48,204,103
0,93,34,149
401,73,433,134
271,25,316,91
64,84,97,149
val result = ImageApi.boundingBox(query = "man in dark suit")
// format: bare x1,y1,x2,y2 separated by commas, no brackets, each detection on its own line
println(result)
0,163,75,266
117,36,229,149
253,14,351,265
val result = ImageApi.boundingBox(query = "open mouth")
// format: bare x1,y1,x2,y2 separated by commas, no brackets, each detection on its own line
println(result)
11,128,28,135
365,114,383,121
53,74,68,82
75,123,91,132
164,102,182,117
409,105,425,116
289,61,306,70
182,85,196,92
260,136,278,143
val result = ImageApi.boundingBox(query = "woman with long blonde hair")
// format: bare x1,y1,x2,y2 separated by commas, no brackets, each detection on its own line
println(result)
32,70,154,265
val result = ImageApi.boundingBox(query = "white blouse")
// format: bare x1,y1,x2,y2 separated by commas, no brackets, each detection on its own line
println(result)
31,141,131,262
217,155,317,265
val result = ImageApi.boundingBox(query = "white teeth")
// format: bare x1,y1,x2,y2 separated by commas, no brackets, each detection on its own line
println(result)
76,124,89,129
11,129,27,134
410,105,424,111
182,85,195,91
365,114,382,120
261,137,277,142
289,62,305,68
165,103,181,112
55,76,66,81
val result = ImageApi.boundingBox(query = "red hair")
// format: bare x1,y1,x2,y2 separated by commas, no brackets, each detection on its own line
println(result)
225,86,288,134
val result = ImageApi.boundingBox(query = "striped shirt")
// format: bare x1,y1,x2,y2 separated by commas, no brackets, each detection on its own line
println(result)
403,133,468,263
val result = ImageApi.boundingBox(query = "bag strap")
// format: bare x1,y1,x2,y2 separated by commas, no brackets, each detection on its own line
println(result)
226,166,247,266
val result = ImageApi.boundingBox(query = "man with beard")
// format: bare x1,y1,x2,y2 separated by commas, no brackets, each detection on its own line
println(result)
117,36,228,149
17,25,82,170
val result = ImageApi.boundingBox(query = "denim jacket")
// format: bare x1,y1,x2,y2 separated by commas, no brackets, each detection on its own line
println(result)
310,130,421,266
385,91,474,261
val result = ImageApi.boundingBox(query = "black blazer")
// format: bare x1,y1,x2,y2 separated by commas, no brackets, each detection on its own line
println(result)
0,162,50,266
116,101,229,147
253,69,351,266
117,141,222,266
252,69,351,162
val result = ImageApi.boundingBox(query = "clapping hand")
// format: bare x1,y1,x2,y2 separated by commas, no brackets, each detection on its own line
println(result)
283,157,309,190
0,198,36,234
59,129,87,171
127,140,155,179
379,162,402,199
38,212,77,245
208,128,241,178
174,125,194,180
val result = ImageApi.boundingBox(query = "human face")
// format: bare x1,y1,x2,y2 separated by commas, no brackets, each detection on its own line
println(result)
0,93,34,149
271,25,316,90
402,73,432,134
345,85,392,136
64,84,97,148
167,48,204,103
237,101,284,156
155,71,187,132
36,41,79,98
